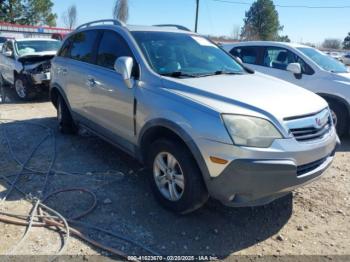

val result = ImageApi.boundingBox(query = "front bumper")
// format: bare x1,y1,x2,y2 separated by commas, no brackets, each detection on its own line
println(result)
200,128,339,207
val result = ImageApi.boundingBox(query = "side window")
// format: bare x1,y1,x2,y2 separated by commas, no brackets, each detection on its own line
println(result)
58,37,72,58
230,47,258,64
3,42,14,57
263,47,314,74
263,47,293,70
69,30,99,63
96,30,133,70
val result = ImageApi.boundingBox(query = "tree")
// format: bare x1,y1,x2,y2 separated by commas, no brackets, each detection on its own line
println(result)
113,0,128,23
0,0,25,24
277,35,291,42
343,33,350,50
322,38,342,50
230,25,240,40
241,0,283,41
62,5,77,29
0,0,57,26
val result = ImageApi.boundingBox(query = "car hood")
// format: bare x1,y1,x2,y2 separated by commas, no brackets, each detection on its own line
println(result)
18,51,57,63
162,72,328,120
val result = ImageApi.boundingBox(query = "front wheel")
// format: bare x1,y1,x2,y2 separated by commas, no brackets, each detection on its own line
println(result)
14,75,35,101
147,139,209,214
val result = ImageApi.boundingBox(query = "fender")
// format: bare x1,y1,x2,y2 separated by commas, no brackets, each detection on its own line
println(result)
138,118,212,185
50,83,72,112
317,93,350,116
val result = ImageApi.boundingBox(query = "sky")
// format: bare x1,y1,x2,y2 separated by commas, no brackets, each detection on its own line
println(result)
52,0,350,44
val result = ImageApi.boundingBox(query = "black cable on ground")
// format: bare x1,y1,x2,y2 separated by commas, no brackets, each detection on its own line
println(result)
0,118,159,259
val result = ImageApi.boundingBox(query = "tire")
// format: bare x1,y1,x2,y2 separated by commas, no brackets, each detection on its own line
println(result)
0,75,5,104
14,75,36,101
147,139,209,214
57,95,77,134
328,101,349,137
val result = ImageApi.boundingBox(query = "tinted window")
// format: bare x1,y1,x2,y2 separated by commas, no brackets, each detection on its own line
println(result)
264,47,314,75
97,31,133,69
70,30,98,63
230,47,258,64
58,37,72,57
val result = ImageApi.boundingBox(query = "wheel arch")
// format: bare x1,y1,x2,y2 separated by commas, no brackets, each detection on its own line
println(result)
317,93,350,118
50,84,71,111
138,119,211,184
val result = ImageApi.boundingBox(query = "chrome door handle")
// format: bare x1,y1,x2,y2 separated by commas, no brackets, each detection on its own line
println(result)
58,67,68,75
87,77,101,88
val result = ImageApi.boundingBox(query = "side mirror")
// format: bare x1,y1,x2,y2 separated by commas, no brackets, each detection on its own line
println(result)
114,56,134,89
4,50,13,57
287,63,302,75
235,56,243,64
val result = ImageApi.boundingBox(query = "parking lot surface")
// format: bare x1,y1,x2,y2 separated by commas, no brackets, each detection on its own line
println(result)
0,94,349,260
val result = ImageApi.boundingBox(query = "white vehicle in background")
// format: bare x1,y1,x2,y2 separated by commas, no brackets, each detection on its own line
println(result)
0,38,61,100
341,53,350,65
223,41,350,137
329,52,343,61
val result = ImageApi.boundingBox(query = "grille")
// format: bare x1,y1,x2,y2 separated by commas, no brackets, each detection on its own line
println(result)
285,109,333,142
297,157,328,176
290,116,332,141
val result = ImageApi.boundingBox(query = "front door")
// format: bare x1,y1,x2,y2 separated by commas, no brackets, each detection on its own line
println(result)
86,30,136,148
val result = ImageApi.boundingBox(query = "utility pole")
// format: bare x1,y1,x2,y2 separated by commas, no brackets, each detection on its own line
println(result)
195,0,199,32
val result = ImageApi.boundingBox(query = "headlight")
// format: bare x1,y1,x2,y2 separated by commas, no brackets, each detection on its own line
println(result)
222,114,282,148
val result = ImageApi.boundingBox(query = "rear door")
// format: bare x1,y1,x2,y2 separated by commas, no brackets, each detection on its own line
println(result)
86,29,137,148
62,30,100,120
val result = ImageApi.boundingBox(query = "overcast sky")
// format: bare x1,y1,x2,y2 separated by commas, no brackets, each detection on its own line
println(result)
53,0,350,44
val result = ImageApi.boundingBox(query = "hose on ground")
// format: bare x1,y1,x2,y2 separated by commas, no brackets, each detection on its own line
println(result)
0,118,159,259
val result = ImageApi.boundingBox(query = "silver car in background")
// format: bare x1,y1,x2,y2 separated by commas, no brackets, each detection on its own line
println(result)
50,20,338,214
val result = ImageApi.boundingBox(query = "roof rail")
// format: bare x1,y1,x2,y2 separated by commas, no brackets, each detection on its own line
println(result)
153,24,191,32
76,19,125,30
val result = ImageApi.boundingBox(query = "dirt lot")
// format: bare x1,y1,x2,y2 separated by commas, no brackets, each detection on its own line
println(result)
0,89,349,261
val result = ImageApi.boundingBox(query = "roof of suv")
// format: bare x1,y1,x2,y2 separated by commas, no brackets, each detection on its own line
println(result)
126,25,192,33
227,41,309,49
74,20,193,34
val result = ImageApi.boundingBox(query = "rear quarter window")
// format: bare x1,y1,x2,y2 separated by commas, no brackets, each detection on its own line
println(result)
58,30,99,63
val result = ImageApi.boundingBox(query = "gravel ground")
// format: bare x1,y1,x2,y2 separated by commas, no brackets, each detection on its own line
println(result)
0,89,349,261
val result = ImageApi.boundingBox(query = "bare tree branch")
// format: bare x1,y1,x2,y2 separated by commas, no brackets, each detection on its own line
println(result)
113,0,128,23
62,4,77,30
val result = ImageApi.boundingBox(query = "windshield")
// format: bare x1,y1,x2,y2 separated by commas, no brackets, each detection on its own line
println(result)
15,40,61,56
298,47,348,73
131,31,245,77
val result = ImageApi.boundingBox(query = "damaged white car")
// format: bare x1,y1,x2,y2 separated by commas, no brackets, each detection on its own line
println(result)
0,38,61,100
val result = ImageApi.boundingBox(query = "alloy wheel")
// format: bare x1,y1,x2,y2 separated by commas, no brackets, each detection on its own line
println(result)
15,79,26,99
153,152,185,201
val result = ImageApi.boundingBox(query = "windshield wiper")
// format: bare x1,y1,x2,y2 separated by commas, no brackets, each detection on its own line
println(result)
196,71,243,77
160,71,199,78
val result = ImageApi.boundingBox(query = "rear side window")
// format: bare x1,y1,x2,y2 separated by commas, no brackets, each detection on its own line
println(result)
96,30,133,70
69,30,99,63
263,47,314,75
230,47,258,64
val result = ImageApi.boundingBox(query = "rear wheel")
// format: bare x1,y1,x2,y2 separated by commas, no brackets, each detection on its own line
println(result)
328,101,348,137
147,139,209,214
14,75,35,101
57,96,77,134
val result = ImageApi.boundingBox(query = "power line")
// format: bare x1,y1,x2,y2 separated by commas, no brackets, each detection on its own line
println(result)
212,0,350,9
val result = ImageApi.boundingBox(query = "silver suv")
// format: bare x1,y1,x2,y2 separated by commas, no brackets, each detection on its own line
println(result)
50,20,339,214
